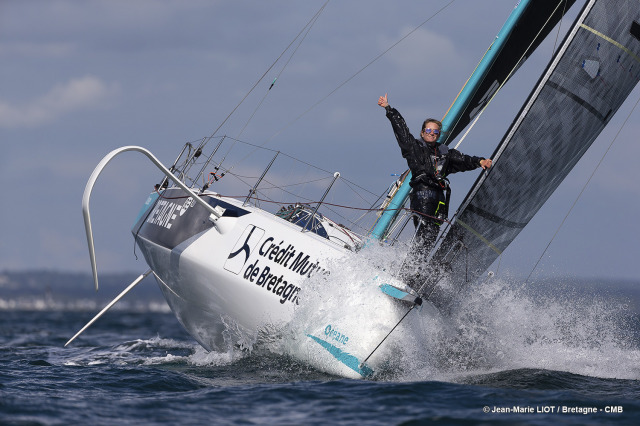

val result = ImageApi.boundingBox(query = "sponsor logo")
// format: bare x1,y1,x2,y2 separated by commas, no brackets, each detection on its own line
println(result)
146,197,196,229
243,259,300,305
227,231,329,305
324,324,349,345
224,225,265,274
258,237,327,277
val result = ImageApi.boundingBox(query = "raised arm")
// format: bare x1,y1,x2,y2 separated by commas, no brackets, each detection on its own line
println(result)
378,94,415,156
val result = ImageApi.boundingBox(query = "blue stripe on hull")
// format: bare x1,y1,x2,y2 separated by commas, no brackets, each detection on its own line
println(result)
306,334,373,377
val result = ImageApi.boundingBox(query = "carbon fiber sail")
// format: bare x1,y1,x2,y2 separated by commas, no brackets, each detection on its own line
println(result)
430,0,640,304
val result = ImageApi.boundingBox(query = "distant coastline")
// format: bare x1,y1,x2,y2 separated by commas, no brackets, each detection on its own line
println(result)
0,270,168,312
1,269,638,313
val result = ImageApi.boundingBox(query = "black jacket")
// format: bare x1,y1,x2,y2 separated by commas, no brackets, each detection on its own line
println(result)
385,106,483,191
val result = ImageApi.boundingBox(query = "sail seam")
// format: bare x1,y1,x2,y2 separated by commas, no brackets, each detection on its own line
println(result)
466,204,527,229
579,23,640,64
546,81,608,122
456,219,502,255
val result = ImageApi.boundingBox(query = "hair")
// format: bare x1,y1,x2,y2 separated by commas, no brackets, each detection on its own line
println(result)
422,118,442,132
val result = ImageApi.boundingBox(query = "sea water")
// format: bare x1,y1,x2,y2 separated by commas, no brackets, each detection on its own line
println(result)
2,267,640,424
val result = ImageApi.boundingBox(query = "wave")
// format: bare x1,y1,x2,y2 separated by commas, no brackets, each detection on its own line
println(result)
22,250,638,383
262,243,640,382
415,276,640,382
62,335,246,369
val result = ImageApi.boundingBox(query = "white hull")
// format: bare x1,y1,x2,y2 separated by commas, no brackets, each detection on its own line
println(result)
133,188,422,377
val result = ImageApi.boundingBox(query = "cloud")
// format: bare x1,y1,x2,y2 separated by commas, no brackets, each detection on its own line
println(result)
379,26,463,80
0,76,119,128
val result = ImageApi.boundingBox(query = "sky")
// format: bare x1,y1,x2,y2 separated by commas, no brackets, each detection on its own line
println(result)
1,0,639,281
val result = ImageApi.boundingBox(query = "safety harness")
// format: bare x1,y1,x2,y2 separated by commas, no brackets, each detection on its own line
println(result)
412,143,452,225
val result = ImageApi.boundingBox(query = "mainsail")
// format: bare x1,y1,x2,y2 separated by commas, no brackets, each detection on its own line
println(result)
430,0,640,305
370,0,577,240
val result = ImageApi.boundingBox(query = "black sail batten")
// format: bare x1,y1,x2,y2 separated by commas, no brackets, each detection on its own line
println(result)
429,0,640,308
442,0,578,145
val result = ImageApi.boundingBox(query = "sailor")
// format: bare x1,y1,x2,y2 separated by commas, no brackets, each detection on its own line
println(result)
378,93,492,252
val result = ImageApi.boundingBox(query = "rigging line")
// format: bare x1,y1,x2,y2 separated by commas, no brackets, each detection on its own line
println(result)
226,136,377,197
294,163,313,200
264,0,458,144
451,0,568,151
318,190,376,232
262,180,328,205
256,178,323,205
453,108,483,149
207,2,331,161
220,134,334,178
317,202,363,232
214,134,382,198
257,175,378,222
360,305,417,367
524,91,640,285
236,1,330,139
355,190,390,228
213,138,331,187
339,178,377,207
328,174,380,199
244,176,331,190
251,186,369,233
444,44,493,120
217,193,400,214
241,153,382,199
550,0,570,55
221,135,280,153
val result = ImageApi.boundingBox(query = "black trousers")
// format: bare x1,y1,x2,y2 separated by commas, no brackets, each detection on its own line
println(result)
401,188,447,292
409,188,446,252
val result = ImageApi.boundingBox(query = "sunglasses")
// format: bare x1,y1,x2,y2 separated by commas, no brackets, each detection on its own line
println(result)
423,128,440,135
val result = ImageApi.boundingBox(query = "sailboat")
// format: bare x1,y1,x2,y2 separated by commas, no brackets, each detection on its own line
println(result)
69,0,640,378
